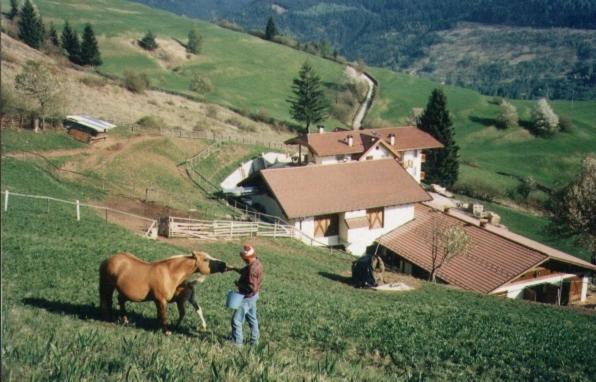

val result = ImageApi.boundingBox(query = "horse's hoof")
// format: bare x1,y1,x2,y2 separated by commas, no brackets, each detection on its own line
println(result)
200,325,207,331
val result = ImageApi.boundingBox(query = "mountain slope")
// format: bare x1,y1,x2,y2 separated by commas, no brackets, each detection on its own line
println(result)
135,0,596,100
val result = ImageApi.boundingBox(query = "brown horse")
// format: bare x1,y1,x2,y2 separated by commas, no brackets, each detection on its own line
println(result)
99,251,228,335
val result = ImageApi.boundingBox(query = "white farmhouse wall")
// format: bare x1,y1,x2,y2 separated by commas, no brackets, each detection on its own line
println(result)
315,155,341,165
343,204,415,255
401,150,422,183
361,144,393,161
493,273,585,302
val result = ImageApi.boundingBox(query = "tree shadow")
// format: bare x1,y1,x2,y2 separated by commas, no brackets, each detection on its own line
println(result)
20,297,209,336
468,115,498,127
318,271,353,285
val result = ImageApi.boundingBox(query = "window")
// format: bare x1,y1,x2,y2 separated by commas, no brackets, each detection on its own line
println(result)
314,214,339,237
366,207,384,229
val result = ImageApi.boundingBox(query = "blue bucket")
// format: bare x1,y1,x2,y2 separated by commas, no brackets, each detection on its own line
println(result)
226,291,244,309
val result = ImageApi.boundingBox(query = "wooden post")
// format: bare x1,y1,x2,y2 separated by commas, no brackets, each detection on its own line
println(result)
230,220,234,239
4,190,8,212
76,200,80,221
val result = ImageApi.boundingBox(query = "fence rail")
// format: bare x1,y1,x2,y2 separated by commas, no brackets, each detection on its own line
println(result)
2,190,158,239
161,216,294,240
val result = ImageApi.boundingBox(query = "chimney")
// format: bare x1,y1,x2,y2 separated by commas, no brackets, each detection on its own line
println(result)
318,125,325,134
347,135,353,147
388,134,396,145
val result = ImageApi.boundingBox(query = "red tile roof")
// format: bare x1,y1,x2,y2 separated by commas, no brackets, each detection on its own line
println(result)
285,126,443,157
260,159,431,219
378,204,547,293
379,204,596,293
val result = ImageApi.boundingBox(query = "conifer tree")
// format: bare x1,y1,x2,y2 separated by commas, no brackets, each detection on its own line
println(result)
61,21,81,64
139,31,158,51
287,61,329,133
8,0,19,20
265,16,277,41
186,29,202,54
47,22,59,46
418,88,460,187
17,0,43,49
80,23,102,66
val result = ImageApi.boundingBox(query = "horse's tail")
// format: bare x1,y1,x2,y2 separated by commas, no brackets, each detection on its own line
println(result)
99,259,115,320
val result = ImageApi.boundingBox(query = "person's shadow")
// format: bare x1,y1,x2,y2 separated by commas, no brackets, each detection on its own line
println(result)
21,297,220,337
318,271,353,285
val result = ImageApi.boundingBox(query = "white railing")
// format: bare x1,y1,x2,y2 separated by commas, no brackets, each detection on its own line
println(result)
2,190,157,239
162,216,294,240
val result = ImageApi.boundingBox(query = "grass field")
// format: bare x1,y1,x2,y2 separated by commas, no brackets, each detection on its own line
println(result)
2,155,596,381
2,0,594,198
0,128,85,153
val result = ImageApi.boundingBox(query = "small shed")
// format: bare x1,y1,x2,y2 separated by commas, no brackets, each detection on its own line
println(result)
64,115,116,143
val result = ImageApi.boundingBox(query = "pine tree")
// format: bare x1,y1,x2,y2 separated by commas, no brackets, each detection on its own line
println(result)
61,21,81,64
80,23,102,66
47,22,59,46
287,61,329,133
418,88,460,187
265,16,278,41
8,0,19,20
139,31,158,51
186,29,202,54
17,0,43,49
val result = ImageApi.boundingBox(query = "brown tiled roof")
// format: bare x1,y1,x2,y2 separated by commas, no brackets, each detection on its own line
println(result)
260,159,431,219
345,216,370,229
378,204,548,293
284,126,443,157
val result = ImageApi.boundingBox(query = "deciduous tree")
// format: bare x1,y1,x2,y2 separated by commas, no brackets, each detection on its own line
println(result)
531,98,559,136
428,211,472,282
497,99,518,129
549,156,596,265
418,88,459,187
15,60,66,131
287,61,329,133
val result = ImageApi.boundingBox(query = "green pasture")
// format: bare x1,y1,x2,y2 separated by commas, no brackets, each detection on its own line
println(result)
0,128,85,153
2,156,596,381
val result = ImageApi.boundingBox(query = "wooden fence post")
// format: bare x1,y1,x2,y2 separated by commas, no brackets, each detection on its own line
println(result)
4,190,9,212
230,220,234,239
274,222,277,238
76,200,80,221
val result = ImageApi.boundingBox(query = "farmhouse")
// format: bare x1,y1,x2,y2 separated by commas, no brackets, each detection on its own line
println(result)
63,115,116,143
285,126,443,182
248,158,431,254
378,204,596,304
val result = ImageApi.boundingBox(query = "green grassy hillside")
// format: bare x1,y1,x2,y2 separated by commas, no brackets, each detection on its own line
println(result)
2,155,596,381
3,0,594,198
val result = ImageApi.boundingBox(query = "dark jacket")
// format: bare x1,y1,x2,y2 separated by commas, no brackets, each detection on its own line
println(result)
237,258,263,298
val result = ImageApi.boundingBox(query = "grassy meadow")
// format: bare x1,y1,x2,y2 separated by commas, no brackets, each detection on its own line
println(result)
2,154,596,381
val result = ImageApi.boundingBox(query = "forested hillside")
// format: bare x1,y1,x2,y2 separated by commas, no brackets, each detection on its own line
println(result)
136,0,596,100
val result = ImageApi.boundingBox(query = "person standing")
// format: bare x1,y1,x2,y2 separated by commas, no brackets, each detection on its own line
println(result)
231,244,263,346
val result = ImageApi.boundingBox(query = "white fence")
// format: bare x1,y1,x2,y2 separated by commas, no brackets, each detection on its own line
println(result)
160,216,294,240
2,190,157,239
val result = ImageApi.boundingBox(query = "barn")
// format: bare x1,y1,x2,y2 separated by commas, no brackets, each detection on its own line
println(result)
63,115,116,143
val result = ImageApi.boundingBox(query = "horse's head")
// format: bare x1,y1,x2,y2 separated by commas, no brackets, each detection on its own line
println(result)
192,251,228,275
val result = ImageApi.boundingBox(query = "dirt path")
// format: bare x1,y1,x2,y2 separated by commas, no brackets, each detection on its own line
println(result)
345,66,376,130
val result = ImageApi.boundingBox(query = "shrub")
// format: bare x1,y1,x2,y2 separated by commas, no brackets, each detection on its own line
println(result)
79,75,107,88
189,74,213,94
516,176,536,199
139,31,158,51
136,115,164,130
123,71,150,93
558,116,574,133
206,105,218,119
496,99,518,129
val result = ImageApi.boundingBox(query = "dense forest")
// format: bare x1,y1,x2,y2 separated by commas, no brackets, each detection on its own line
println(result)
135,0,596,100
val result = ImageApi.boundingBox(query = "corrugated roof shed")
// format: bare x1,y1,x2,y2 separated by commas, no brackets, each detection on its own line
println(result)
260,159,431,219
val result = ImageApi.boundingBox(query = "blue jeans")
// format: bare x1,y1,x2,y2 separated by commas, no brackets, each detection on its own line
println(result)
231,293,259,346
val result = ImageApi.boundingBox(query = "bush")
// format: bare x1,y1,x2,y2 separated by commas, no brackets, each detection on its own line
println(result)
139,31,158,51
123,71,150,93
516,176,536,199
496,100,518,129
531,98,559,136
558,116,574,133
206,105,218,119
189,74,213,94
79,75,108,88
136,115,165,130
453,179,503,202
